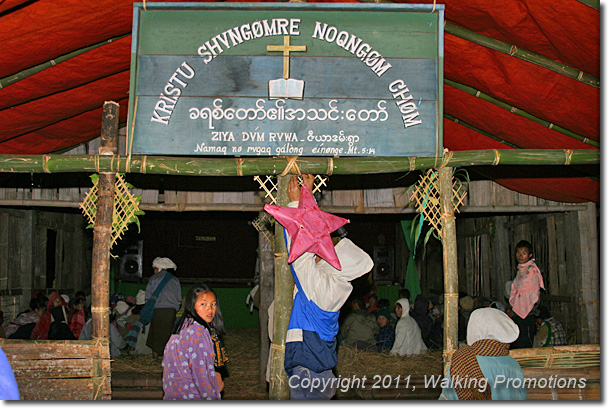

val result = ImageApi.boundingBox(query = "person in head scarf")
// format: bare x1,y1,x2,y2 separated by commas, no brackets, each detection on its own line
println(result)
439,307,526,400
390,298,427,356
410,294,433,346
30,292,67,340
145,257,182,358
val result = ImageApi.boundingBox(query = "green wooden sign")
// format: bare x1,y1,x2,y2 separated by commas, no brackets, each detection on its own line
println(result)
127,2,444,157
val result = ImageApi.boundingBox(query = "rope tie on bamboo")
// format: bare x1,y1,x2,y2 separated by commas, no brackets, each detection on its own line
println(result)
577,71,584,81
42,154,51,173
509,45,518,56
475,90,481,98
582,137,589,144
327,157,334,175
510,106,517,113
273,252,288,259
94,154,100,173
279,156,302,177
564,149,574,165
443,348,457,357
91,306,109,313
440,211,455,222
91,336,107,346
548,123,554,130
140,155,147,174
492,149,501,166
271,343,285,352
445,293,459,299
110,154,120,172
438,148,453,169
236,158,244,176
409,156,416,171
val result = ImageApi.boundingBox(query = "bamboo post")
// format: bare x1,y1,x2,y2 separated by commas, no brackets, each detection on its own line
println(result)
268,175,294,400
91,102,119,342
439,167,459,375
258,212,275,392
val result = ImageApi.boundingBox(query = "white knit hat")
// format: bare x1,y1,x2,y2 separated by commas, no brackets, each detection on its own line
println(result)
152,257,177,271
136,289,146,305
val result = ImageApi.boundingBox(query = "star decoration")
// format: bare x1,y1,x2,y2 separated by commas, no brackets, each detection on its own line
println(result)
264,184,349,270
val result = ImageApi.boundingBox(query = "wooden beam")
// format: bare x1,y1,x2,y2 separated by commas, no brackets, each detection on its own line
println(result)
90,102,118,345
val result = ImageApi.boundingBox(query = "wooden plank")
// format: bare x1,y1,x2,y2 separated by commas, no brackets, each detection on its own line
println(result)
15,377,94,400
10,358,95,378
576,203,599,344
563,211,583,342
364,188,395,207
138,8,440,58
547,215,559,295
331,189,361,207
392,186,411,208
140,189,159,204
1,341,109,360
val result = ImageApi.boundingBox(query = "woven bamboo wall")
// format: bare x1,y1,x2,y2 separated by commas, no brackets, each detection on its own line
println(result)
450,211,582,343
0,339,112,400
0,209,90,322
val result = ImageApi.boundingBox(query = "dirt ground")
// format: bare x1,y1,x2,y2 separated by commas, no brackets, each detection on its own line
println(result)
111,326,442,400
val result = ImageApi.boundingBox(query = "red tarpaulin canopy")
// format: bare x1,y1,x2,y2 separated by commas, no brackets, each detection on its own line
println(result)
0,0,600,202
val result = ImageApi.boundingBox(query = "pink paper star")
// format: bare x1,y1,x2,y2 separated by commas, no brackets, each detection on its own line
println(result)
264,184,349,270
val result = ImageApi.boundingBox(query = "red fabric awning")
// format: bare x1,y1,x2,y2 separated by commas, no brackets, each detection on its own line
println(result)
0,0,600,203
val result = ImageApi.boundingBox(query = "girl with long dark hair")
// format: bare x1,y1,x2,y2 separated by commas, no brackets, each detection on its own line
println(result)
161,284,226,400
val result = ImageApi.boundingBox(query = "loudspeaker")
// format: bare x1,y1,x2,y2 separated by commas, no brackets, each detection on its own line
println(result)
118,240,143,281
373,246,394,283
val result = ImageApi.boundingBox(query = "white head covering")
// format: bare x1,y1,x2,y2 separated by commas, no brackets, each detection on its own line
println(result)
136,289,146,305
395,298,410,314
152,257,177,271
61,294,70,305
114,301,130,315
467,307,519,345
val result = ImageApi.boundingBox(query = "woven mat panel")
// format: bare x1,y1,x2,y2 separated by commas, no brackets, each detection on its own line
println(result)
254,174,328,205
80,174,143,248
410,169,467,237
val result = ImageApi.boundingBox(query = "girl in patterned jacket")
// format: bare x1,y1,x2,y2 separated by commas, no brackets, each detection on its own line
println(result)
161,284,225,400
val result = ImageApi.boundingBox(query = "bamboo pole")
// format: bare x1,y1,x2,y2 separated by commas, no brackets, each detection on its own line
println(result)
268,175,294,400
0,35,130,89
444,23,599,89
0,149,599,175
445,80,600,148
439,167,459,375
444,114,520,148
0,199,589,214
90,102,118,345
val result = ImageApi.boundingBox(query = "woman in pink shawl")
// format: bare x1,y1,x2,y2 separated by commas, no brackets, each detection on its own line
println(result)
30,292,67,340
509,241,545,348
